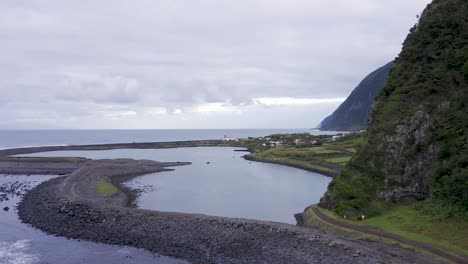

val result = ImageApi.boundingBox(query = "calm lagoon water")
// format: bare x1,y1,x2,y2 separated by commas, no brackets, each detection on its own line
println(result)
21,147,331,224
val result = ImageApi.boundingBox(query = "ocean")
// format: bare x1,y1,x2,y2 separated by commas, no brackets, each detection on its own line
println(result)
0,129,336,149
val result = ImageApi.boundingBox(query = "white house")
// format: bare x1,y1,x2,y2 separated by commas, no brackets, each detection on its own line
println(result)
223,135,239,141
268,141,283,147
332,133,346,141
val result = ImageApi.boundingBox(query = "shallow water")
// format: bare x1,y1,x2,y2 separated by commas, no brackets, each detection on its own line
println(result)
21,147,332,224
0,175,188,264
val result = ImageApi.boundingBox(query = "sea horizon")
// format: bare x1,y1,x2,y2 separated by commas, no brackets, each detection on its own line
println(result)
0,128,337,149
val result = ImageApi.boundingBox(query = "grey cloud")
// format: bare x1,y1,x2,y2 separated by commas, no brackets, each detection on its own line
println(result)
0,0,431,128
55,74,141,104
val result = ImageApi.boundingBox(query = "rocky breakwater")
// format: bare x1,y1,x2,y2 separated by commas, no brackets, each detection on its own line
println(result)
56,159,176,207
0,157,86,175
16,158,443,263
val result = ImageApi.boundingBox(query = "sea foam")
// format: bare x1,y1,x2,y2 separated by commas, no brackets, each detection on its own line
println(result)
0,240,39,264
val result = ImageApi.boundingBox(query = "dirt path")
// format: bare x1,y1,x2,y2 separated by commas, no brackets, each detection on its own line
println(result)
310,206,468,264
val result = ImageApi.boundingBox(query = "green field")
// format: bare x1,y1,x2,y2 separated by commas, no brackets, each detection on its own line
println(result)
254,156,335,173
312,204,468,255
246,133,363,175
255,147,339,157
324,156,351,165
344,148,357,153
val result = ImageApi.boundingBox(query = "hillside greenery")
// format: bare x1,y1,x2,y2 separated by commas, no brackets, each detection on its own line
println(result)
320,0,468,219
245,132,365,175
227,132,365,176
308,204,468,255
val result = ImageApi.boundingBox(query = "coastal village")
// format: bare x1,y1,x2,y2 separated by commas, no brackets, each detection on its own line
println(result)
221,131,363,178
223,132,348,148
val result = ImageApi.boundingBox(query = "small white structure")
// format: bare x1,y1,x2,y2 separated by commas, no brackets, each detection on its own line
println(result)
332,133,346,141
223,135,239,142
268,141,283,147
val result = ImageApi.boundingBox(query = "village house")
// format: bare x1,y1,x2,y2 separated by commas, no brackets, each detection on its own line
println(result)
332,133,346,141
223,135,239,142
294,139,307,146
263,141,283,147
272,141,283,147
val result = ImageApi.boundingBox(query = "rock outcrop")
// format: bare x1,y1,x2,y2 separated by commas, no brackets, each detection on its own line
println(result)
319,62,394,131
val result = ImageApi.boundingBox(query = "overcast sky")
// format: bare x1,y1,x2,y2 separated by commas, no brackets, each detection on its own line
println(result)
0,0,431,129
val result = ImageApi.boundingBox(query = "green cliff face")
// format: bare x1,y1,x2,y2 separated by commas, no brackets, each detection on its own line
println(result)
320,0,468,217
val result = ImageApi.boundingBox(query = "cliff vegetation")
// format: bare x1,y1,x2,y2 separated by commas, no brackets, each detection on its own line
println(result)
320,0,468,219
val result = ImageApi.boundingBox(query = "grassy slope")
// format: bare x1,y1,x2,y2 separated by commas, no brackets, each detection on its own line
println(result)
324,156,351,166
246,134,364,175
314,1,468,253
310,204,468,255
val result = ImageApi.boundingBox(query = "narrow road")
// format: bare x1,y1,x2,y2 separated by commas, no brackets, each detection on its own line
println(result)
310,206,468,264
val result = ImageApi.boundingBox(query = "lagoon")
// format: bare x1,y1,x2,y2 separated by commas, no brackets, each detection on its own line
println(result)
21,147,331,224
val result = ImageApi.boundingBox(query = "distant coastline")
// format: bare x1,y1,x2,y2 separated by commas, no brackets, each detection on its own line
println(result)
0,140,237,157
0,129,336,150
0,139,340,177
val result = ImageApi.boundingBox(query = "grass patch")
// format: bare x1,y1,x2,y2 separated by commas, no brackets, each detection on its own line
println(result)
324,156,352,164
305,208,425,251
255,147,339,158
318,204,468,255
355,204,468,255
96,179,118,195
344,148,357,153
251,147,342,166
252,156,335,173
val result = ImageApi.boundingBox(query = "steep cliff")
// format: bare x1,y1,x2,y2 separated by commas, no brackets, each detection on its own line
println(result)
320,0,468,216
319,62,394,131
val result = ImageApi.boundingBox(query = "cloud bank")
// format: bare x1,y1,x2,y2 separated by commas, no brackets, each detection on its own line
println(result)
0,0,431,128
